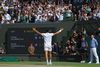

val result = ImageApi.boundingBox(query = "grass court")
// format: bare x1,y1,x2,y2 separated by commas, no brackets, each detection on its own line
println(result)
0,61,100,67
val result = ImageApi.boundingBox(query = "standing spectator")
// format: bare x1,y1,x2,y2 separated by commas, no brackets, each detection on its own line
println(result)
80,36,88,63
88,34,99,64
66,7,72,18
2,3,9,12
52,42,60,55
0,14,2,23
72,6,79,21
58,12,64,21
97,10,100,19
29,13,36,23
3,11,11,24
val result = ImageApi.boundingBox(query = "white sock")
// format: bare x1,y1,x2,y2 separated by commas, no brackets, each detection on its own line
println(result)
50,59,52,64
46,59,49,64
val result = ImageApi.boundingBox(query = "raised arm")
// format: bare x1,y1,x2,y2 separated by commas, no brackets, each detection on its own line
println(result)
32,28,42,35
53,28,64,36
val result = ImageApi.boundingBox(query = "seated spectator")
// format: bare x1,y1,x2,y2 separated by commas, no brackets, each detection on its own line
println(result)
0,47,5,54
28,43,35,56
65,38,77,56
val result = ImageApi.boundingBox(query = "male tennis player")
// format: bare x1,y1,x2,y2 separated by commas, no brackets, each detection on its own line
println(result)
32,28,63,65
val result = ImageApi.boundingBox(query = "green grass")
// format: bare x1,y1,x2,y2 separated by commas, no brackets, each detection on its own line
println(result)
0,61,100,67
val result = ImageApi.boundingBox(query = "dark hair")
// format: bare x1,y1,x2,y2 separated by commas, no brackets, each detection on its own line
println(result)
46,29,52,33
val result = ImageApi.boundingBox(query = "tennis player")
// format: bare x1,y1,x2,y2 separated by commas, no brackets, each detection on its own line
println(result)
32,28,63,65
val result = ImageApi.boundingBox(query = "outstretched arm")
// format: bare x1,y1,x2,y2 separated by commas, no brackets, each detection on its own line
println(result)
32,28,42,35
53,28,64,35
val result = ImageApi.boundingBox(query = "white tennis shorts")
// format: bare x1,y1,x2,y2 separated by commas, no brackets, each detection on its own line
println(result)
44,43,52,51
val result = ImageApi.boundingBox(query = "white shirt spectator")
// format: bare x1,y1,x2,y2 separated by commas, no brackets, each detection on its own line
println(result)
3,0,7,3
97,11,100,18
58,13,64,21
4,13,11,21
3,6,9,12
47,4,52,8
48,12,53,16
35,14,42,22
13,0,17,2
67,9,72,17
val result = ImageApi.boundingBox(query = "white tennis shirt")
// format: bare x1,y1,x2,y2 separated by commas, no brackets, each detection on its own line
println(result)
42,33,54,47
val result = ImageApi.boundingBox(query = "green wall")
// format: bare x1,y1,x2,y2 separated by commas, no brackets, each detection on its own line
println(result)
0,20,100,56
0,21,75,47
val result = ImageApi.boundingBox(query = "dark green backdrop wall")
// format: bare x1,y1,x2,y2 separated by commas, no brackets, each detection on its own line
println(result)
0,21,74,54
0,20,100,56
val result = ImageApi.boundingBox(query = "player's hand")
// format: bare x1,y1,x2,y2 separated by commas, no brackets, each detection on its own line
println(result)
60,28,64,31
32,28,36,30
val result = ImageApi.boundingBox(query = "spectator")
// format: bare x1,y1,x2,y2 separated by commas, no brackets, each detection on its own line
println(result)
52,42,60,55
28,43,35,56
0,14,2,23
88,34,99,64
97,10,100,19
29,13,36,23
57,12,64,21
3,11,11,24
80,36,88,63
0,0,99,24
0,47,5,54
72,6,79,21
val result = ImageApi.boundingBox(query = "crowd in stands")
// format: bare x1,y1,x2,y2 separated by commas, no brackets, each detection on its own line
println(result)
64,29,87,55
51,28,88,61
0,0,100,24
